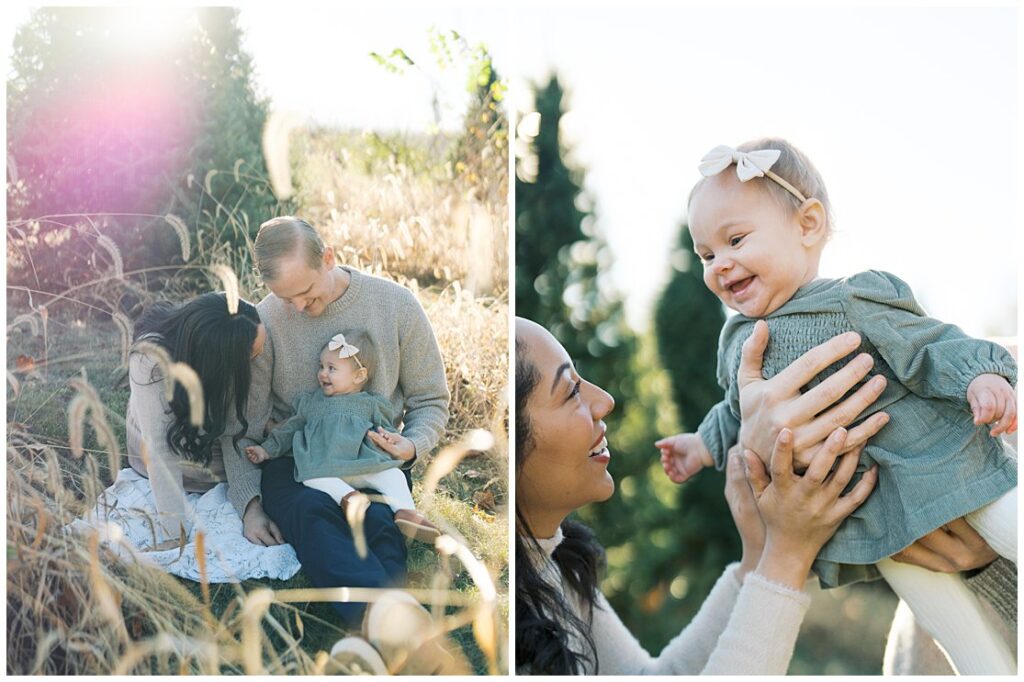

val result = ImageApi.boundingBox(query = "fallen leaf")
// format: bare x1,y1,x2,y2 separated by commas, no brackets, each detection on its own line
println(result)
472,490,496,512
130,612,143,639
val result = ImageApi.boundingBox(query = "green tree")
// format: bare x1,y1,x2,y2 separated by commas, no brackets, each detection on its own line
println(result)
654,225,726,430
515,74,635,404
446,31,508,204
516,73,687,649
577,230,733,650
614,221,739,651
369,29,508,203
7,7,280,296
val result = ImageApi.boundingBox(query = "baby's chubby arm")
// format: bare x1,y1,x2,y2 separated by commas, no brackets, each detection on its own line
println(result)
656,432,714,484
255,397,308,460
967,374,1017,436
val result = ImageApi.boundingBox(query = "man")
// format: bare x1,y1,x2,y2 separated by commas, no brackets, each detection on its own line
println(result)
233,215,450,626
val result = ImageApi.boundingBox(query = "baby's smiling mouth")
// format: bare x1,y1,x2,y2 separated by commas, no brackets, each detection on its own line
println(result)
728,276,755,297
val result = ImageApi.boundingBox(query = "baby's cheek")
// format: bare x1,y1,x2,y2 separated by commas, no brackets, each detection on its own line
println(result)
702,268,715,292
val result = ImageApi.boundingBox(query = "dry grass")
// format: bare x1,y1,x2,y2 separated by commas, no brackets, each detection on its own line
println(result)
292,129,508,299
7,427,504,674
6,123,508,674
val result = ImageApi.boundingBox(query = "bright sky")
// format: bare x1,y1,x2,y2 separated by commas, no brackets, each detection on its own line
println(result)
4,5,511,132
238,5,511,132
2,5,1019,337
513,6,1019,338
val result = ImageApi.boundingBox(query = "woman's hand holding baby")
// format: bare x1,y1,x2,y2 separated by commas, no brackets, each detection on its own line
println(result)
723,444,766,581
967,373,1017,436
245,445,270,464
656,433,713,483
737,320,890,470
745,427,878,591
367,427,416,461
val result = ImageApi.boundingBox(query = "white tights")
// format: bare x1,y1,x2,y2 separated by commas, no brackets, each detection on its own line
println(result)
876,487,1017,675
303,468,415,514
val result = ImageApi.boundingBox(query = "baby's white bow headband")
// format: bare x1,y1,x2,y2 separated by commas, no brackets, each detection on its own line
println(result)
698,144,807,203
328,333,364,368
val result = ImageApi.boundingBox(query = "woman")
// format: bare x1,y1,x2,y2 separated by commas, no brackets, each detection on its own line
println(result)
127,292,270,548
515,317,997,675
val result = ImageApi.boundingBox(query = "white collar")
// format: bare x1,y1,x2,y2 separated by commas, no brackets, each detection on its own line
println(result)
533,525,565,558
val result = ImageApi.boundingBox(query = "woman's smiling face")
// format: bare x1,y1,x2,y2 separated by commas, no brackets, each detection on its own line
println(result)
516,318,616,537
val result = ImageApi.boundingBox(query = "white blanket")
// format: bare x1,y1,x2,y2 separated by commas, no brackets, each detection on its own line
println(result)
68,468,301,583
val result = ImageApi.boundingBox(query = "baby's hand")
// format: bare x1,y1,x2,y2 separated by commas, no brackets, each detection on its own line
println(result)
967,374,1017,436
245,445,270,464
655,432,714,484
367,427,416,461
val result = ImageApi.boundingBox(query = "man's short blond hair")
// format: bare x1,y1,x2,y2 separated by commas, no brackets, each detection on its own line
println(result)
254,216,325,281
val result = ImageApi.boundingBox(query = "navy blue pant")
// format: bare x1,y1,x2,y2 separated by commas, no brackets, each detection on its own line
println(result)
260,457,408,627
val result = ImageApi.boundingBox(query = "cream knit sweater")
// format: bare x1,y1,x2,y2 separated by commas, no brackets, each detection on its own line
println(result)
520,527,812,675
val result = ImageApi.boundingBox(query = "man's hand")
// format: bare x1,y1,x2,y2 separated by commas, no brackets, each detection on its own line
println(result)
891,518,998,573
242,497,285,546
367,427,416,461
737,320,891,469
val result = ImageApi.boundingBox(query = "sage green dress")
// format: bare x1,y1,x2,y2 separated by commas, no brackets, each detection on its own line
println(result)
260,390,403,481
697,270,1017,588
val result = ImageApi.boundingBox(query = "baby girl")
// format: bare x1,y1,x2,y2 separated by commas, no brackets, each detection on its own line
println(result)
246,331,440,543
657,139,1017,674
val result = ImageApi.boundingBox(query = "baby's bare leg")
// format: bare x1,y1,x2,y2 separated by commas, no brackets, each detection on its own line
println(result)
877,557,1015,674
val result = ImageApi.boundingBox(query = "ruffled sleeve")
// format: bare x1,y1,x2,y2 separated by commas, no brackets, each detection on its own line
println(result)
260,392,308,459
842,270,1017,402
697,400,741,470
369,392,400,434
696,315,748,469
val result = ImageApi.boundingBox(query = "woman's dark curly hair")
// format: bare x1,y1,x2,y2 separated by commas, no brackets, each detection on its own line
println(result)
132,293,260,466
515,333,606,674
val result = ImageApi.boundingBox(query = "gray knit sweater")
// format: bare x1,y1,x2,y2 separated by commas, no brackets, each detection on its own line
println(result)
224,266,450,516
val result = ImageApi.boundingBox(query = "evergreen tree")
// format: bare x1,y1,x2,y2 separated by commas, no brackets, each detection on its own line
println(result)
451,33,508,204
515,74,635,403
629,222,740,649
7,7,280,295
654,225,726,431
517,74,682,649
